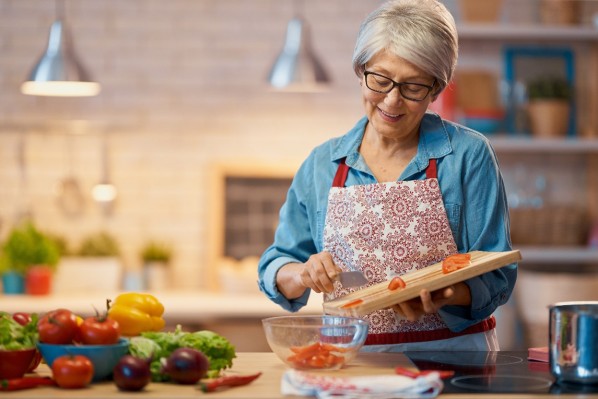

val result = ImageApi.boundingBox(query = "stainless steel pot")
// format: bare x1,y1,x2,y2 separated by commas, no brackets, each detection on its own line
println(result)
549,301,598,384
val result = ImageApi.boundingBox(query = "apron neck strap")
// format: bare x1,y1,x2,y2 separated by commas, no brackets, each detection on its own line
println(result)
333,157,438,188
426,158,437,179
332,158,350,188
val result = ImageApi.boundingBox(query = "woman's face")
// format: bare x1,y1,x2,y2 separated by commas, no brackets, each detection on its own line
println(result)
361,50,435,142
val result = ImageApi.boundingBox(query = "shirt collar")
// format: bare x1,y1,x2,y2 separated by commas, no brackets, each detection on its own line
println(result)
331,112,453,175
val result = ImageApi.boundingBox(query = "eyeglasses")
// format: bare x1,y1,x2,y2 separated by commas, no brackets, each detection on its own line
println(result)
364,71,435,102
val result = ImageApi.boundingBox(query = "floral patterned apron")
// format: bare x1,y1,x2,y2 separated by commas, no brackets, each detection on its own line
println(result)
323,158,495,345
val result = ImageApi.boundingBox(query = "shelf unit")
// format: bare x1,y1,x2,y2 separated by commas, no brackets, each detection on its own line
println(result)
458,23,598,266
490,136,598,153
517,246,598,265
458,24,598,42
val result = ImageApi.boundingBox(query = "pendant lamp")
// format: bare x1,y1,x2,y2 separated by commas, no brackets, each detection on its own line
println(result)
21,0,100,97
267,3,330,92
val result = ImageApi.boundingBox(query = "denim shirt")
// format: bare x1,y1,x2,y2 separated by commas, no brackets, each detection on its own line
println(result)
258,113,517,332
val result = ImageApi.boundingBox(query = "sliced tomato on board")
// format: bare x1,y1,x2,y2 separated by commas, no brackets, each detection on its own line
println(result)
442,253,471,274
387,276,407,291
340,299,363,309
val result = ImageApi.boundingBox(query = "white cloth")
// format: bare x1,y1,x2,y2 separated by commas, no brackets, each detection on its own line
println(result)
281,369,443,399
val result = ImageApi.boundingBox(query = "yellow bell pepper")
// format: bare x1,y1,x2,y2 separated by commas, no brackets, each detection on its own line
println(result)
108,292,165,336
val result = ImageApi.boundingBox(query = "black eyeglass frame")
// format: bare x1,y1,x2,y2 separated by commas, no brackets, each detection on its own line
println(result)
363,71,436,102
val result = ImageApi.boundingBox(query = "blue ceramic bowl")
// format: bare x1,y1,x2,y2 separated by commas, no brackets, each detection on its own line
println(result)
37,338,129,381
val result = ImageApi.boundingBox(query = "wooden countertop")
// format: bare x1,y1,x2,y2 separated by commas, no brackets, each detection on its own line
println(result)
5,352,597,398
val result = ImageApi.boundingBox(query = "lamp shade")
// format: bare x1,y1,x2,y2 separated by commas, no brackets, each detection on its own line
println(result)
21,20,100,97
267,17,330,92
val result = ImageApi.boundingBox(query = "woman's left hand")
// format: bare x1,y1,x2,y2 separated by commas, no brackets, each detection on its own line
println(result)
391,282,471,321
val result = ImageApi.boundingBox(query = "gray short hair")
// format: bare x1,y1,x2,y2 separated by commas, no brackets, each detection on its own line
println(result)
352,0,458,95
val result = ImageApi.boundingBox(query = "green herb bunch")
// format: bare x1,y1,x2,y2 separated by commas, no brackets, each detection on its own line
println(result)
141,241,173,263
0,222,60,275
527,76,573,101
77,231,120,257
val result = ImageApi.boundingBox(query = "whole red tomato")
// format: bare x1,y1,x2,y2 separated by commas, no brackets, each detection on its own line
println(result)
12,312,32,326
38,308,79,344
80,315,120,345
51,355,94,389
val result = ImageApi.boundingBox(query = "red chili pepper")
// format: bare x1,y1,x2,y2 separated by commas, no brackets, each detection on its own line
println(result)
199,372,262,393
395,366,455,379
0,377,56,391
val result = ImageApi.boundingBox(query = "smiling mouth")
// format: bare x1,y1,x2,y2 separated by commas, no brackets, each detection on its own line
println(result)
379,108,402,120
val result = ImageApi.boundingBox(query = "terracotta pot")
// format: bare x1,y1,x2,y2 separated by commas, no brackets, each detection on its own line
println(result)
25,265,53,295
527,100,570,138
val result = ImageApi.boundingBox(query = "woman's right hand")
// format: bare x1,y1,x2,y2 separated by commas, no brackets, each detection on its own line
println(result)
298,252,341,294
276,252,340,299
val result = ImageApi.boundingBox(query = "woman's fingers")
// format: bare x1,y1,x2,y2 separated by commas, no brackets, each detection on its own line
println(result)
392,286,457,320
301,252,340,293
394,301,418,321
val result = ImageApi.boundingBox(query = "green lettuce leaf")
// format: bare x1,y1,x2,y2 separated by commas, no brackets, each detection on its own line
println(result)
128,325,236,382
0,312,38,350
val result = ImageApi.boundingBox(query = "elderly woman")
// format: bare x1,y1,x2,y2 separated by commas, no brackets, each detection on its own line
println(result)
258,0,516,352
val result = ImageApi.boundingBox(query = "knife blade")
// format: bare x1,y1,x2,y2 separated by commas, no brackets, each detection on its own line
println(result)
336,271,368,288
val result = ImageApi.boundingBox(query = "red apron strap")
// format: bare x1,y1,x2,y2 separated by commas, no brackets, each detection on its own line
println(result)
332,158,350,188
364,316,496,345
425,158,437,179
335,157,436,187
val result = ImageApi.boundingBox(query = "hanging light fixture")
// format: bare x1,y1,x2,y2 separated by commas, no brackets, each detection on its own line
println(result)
267,1,330,92
21,0,100,97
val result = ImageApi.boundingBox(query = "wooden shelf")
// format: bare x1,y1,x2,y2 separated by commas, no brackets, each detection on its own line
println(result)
516,246,598,264
489,136,598,153
458,24,598,42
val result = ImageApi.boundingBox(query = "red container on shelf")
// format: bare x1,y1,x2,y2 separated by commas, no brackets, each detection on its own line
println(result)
25,265,52,295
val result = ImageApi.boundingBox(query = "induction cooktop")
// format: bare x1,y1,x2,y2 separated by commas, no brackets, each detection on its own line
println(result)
404,351,598,395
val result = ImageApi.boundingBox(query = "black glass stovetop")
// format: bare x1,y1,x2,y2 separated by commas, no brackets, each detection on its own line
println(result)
404,351,598,395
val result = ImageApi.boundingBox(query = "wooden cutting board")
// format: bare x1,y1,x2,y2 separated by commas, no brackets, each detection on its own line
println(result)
323,250,521,317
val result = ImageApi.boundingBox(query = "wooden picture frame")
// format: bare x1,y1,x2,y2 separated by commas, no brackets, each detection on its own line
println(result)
503,46,576,136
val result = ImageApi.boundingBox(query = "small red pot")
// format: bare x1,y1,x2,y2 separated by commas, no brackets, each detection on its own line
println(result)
25,265,53,295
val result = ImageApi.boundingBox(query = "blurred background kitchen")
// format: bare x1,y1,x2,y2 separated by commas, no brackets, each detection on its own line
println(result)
1,0,597,352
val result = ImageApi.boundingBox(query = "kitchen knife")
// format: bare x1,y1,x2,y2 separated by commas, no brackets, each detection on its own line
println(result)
336,271,368,288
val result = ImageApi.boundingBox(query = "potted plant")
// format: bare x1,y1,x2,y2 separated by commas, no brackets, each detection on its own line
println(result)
140,241,173,291
526,76,573,138
0,222,60,295
53,231,122,293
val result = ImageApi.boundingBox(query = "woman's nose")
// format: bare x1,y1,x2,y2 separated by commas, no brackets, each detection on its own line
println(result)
384,86,404,105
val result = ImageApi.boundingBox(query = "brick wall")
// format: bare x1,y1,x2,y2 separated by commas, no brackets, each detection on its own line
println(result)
0,0,595,291
0,0,379,290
